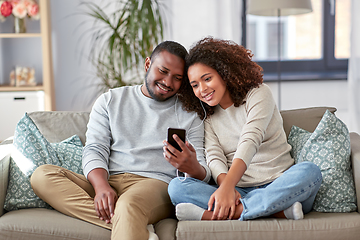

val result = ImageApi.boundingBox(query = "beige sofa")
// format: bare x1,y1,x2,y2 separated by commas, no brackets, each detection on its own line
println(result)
1,107,360,240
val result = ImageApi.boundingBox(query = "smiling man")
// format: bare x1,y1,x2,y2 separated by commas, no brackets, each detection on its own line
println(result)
30,41,211,240
143,50,185,101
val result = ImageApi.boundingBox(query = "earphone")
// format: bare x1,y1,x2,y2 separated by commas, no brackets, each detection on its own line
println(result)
174,95,207,182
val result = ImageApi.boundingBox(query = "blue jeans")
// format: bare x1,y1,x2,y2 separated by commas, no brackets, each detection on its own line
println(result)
168,162,322,220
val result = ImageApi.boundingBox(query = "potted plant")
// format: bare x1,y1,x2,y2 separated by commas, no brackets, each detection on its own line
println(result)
79,0,164,92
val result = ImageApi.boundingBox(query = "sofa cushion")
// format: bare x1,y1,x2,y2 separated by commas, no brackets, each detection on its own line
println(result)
288,110,357,212
0,208,111,240
176,211,360,240
4,114,83,211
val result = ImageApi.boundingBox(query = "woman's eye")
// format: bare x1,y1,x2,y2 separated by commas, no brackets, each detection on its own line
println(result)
191,84,198,88
205,77,211,81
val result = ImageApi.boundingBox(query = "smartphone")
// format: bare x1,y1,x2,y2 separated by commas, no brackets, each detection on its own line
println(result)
167,128,186,152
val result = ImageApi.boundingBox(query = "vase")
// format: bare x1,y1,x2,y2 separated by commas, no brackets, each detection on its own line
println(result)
14,17,26,33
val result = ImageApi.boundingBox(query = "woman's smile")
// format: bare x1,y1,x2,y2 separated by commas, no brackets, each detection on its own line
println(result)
188,63,232,108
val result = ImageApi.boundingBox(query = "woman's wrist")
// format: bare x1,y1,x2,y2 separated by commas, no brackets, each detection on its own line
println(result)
216,173,227,186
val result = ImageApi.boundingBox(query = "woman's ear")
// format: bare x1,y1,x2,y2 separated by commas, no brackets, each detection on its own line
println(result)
144,57,151,72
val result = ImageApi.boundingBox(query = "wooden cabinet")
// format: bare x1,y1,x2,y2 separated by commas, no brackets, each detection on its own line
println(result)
0,0,55,111
0,91,44,140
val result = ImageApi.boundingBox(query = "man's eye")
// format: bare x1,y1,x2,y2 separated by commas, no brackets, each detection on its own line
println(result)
159,69,166,74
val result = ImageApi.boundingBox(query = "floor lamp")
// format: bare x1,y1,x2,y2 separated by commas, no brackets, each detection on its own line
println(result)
247,0,312,110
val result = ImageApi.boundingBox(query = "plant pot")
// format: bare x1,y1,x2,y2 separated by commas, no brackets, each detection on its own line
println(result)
14,17,26,33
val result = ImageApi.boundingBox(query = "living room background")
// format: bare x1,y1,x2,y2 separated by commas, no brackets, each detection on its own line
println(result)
48,0,352,130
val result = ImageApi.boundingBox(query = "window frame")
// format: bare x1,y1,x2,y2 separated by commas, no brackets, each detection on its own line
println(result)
241,0,348,82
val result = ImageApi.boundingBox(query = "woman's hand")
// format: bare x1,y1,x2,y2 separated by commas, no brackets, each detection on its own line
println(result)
208,183,238,220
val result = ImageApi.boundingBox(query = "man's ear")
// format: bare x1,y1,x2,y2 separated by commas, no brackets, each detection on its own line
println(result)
144,57,151,72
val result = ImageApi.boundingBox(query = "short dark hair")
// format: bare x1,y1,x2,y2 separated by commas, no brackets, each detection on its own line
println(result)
150,41,188,61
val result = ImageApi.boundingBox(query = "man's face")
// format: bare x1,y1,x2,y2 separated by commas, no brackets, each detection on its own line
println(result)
141,51,185,101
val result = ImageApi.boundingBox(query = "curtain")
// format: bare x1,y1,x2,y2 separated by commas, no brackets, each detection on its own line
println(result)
348,0,360,133
165,0,242,49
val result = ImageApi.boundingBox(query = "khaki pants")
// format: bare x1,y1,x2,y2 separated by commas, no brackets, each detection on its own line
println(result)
31,164,174,240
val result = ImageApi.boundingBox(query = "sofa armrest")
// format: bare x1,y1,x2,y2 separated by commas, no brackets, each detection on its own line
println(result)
0,138,13,217
0,154,10,217
350,132,360,213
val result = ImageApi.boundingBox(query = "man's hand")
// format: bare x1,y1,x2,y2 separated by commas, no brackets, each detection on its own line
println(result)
88,168,118,224
93,184,118,223
163,134,206,180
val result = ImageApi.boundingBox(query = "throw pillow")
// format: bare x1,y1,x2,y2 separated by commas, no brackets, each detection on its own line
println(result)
288,126,312,161
288,110,356,212
52,135,84,175
4,113,84,211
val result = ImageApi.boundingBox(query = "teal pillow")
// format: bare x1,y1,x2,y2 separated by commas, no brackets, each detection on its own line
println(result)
288,110,356,212
52,135,83,175
4,113,84,211
287,126,312,161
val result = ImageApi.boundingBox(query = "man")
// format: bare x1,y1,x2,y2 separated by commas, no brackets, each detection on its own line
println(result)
31,41,211,240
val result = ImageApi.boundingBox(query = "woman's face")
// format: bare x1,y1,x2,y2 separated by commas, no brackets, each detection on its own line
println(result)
188,63,233,109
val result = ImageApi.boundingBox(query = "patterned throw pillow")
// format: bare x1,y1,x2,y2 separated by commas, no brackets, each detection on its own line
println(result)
288,110,356,212
288,126,312,161
52,135,83,175
4,113,84,211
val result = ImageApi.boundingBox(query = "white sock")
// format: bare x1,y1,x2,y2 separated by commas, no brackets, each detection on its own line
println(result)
284,202,304,220
147,224,159,240
176,203,206,221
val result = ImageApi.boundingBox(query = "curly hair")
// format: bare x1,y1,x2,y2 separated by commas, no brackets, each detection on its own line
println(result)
177,37,264,120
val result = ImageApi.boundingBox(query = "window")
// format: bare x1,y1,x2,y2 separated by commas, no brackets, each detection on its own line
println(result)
242,0,350,81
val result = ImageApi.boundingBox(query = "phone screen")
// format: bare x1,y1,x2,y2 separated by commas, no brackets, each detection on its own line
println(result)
167,128,186,152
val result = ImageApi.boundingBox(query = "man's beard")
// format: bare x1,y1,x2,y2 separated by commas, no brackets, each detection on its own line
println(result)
144,70,173,102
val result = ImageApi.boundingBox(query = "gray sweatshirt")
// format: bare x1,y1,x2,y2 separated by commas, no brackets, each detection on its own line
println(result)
82,85,211,184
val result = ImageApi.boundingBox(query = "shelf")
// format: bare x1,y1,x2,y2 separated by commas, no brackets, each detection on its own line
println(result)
0,85,44,92
0,33,41,38
0,0,55,111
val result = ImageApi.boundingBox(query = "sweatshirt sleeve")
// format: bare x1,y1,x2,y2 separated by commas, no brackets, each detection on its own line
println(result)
204,118,229,184
186,115,212,183
234,84,276,167
82,93,112,179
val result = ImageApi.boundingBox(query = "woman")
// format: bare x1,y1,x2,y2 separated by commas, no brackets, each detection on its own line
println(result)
165,37,322,221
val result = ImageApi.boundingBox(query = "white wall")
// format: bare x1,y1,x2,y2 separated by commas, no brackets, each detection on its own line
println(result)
49,0,351,130
50,0,102,112
267,80,349,129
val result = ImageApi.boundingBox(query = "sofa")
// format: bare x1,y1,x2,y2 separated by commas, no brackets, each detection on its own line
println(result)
0,107,360,240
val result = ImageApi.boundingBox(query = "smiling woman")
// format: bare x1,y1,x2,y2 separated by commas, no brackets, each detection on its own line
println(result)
168,36,322,223
188,63,231,109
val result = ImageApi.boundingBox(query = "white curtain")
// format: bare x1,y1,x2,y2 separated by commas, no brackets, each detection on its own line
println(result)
164,0,242,49
348,0,360,133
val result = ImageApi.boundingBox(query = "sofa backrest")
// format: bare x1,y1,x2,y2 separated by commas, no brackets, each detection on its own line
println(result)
280,107,337,138
28,111,90,145
25,107,336,145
